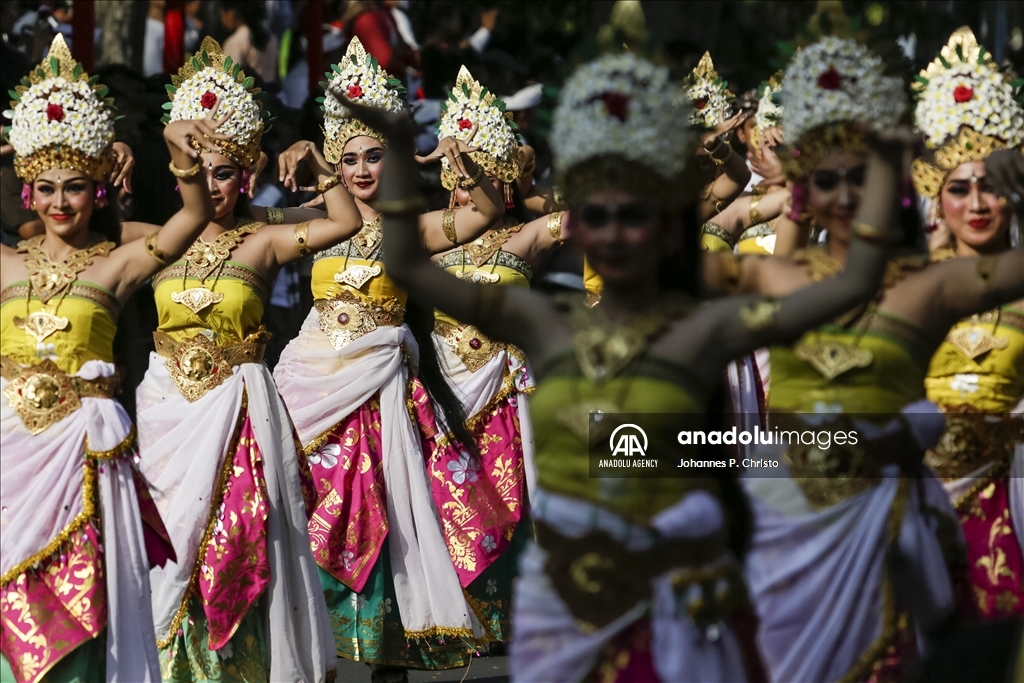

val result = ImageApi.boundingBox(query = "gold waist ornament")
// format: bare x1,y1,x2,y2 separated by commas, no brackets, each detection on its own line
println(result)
1,356,117,434
154,329,267,402
313,290,404,350
925,407,1024,480
433,318,514,372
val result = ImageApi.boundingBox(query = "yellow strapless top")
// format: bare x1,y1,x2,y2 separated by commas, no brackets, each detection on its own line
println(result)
770,311,936,415
736,222,776,255
925,306,1024,412
311,256,408,305
700,222,735,253
0,282,119,374
153,261,268,343
583,258,604,298
434,249,529,327
531,353,712,524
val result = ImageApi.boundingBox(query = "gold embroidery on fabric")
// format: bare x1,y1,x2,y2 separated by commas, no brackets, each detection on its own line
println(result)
462,221,523,267
86,426,137,459
18,235,114,305
794,340,874,380
173,222,261,313
976,508,1016,587
1,283,121,317
170,287,225,314
154,264,272,301
945,325,1009,360
350,215,383,260
700,222,735,248
0,456,100,585
927,415,1022,481
157,393,248,649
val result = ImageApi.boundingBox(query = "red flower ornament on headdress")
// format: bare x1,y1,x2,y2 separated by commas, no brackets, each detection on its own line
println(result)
200,91,217,109
458,118,473,131
45,104,65,122
347,84,363,99
817,68,842,91
600,92,630,122
952,85,973,103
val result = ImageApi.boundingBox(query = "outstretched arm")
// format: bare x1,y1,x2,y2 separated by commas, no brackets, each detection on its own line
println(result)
106,109,231,300
415,135,505,253
698,142,905,367
268,140,363,266
933,249,1024,322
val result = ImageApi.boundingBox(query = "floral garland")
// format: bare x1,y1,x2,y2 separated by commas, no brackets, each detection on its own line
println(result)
779,36,906,149
437,66,521,190
913,26,1023,149
320,37,406,163
165,37,270,169
750,73,784,155
683,52,734,129
4,35,115,182
551,51,694,205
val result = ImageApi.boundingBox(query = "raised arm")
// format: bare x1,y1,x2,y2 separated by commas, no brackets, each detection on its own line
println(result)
697,113,752,220
708,187,789,239
933,249,1024,322
414,136,505,253
267,140,363,266
105,111,230,300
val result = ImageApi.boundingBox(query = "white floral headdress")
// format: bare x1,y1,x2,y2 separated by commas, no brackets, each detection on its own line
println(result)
778,35,907,179
437,66,522,191
321,37,406,164
911,27,1024,197
551,51,694,206
165,37,269,169
682,52,735,129
4,34,116,183
749,73,783,157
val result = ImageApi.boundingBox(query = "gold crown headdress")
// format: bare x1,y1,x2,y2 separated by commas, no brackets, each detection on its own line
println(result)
437,66,522,191
749,72,784,158
682,52,735,129
321,37,407,164
778,33,907,180
911,27,1024,197
551,1,694,207
165,37,269,169
4,35,116,183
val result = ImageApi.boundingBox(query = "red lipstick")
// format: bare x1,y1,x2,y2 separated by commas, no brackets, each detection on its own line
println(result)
968,218,991,230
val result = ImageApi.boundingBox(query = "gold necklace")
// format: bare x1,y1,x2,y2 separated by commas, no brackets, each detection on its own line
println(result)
333,216,384,290
171,221,260,313
14,235,114,343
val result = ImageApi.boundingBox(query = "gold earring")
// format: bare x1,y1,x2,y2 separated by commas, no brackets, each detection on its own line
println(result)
30,201,36,209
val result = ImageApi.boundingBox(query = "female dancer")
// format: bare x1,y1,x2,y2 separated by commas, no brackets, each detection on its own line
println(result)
1,35,221,683
133,38,360,682
914,27,1024,619
337,26,911,679
272,38,507,679
704,32,1024,682
427,64,572,644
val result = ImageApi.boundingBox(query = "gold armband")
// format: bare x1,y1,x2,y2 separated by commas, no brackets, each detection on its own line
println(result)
315,173,342,194
852,221,898,245
168,160,201,178
265,207,285,225
442,209,458,245
375,197,428,215
739,298,781,332
548,211,565,241
294,221,311,257
144,231,170,266
748,195,765,226
459,167,484,190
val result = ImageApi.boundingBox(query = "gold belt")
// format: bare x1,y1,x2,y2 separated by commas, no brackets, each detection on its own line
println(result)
154,329,267,402
925,407,1024,480
313,290,404,350
534,520,735,633
433,318,511,372
1,356,118,434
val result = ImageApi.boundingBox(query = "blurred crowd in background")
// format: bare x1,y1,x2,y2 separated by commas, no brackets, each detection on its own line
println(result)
1,0,1022,416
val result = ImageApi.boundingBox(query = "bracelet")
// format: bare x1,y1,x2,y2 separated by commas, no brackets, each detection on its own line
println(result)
168,160,201,178
294,221,311,257
375,197,428,214
852,221,898,245
442,209,458,245
266,207,285,225
144,231,170,266
548,211,565,241
748,195,765,226
458,166,484,190
315,173,342,194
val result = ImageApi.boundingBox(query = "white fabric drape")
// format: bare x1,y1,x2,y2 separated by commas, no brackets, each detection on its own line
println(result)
273,311,474,637
137,355,336,682
743,453,958,683
2,360,160,682
432,334,538,500
511,489,747,683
